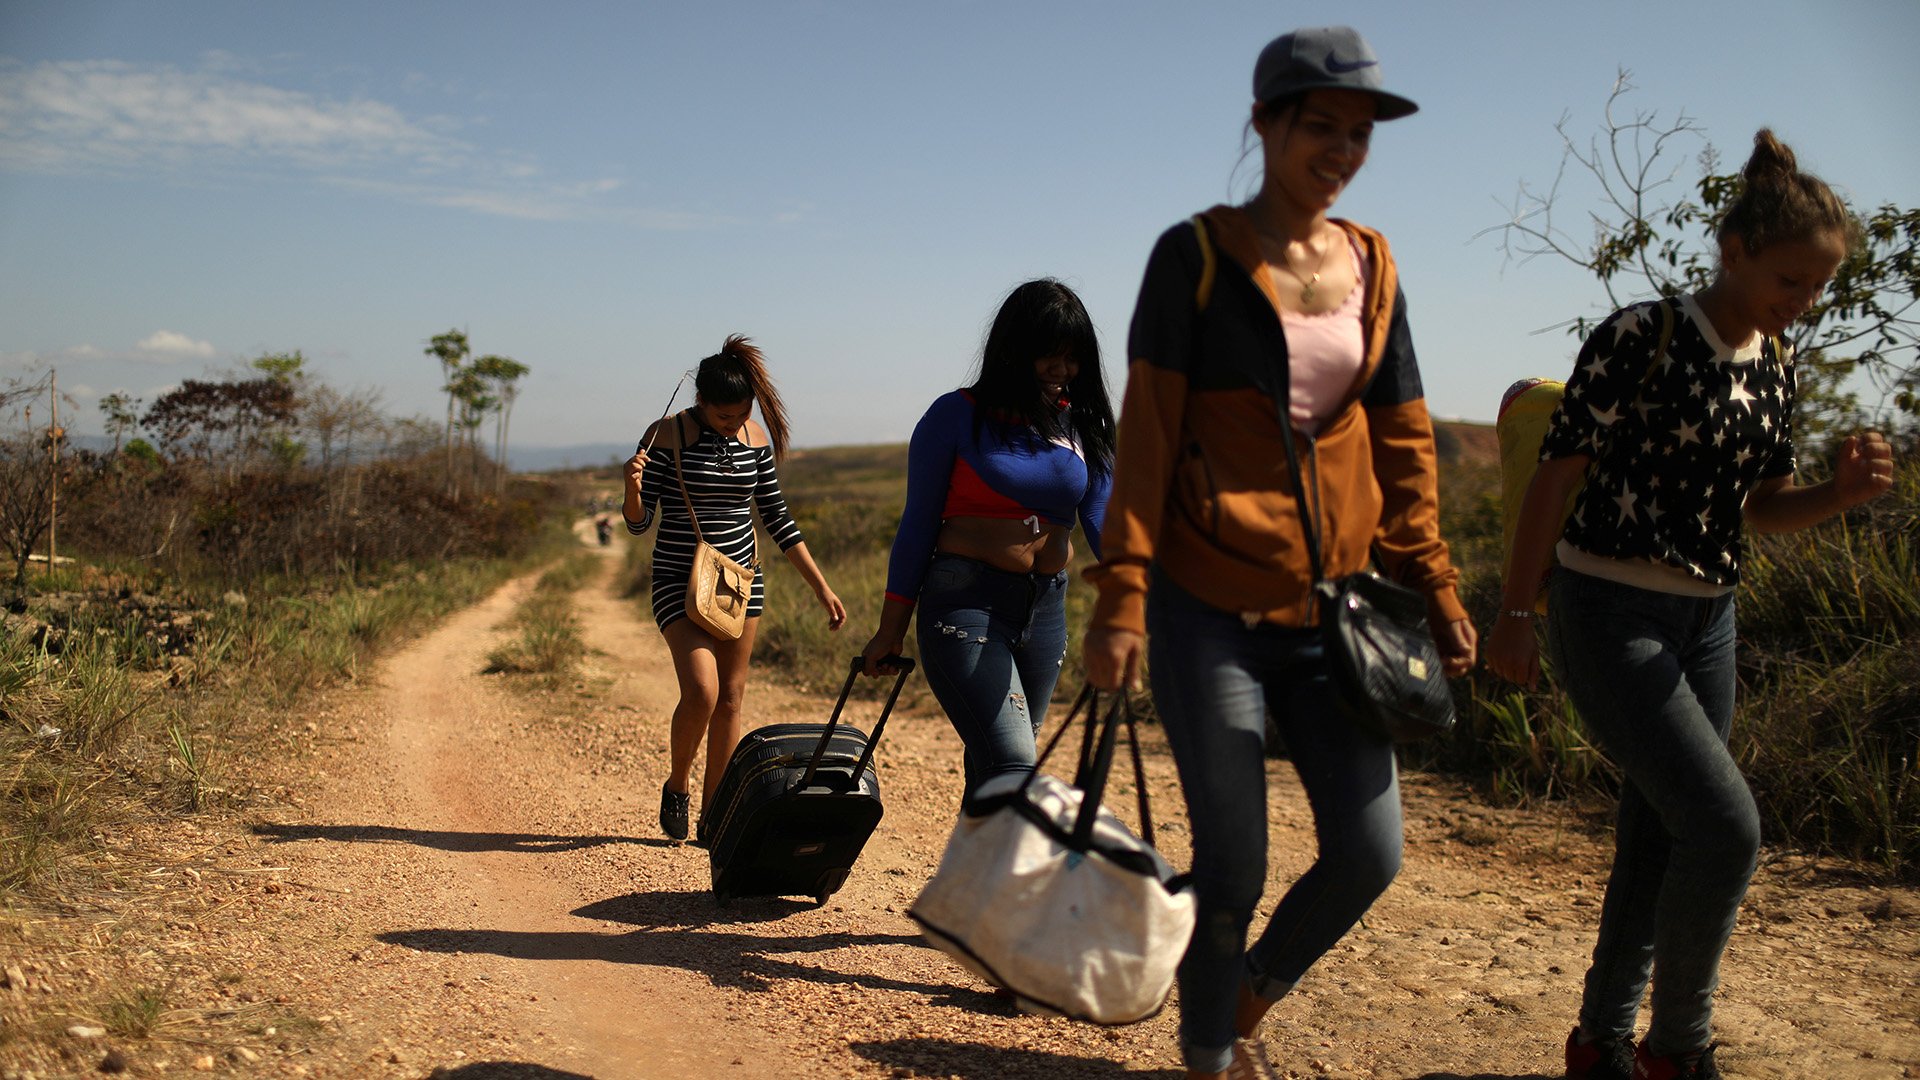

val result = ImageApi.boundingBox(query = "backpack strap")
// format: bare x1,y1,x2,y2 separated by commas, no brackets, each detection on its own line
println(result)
1190,214,1217,312
1654,295,1675,368
1631,296,1678,396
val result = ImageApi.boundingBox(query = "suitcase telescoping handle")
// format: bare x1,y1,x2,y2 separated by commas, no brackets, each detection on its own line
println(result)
796,655,915,791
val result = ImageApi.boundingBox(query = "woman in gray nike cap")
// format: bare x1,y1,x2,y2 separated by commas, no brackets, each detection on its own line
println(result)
1084,25,1472,1080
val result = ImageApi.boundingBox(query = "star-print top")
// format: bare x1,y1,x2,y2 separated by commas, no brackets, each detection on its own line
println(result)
1539,293,1796,591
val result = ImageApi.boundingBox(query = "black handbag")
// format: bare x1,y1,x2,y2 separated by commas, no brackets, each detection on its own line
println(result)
1275,397,1456,744
1313,570,1456,742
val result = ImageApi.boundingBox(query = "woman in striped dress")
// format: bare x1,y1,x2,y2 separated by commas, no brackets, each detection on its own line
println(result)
622,336,846,843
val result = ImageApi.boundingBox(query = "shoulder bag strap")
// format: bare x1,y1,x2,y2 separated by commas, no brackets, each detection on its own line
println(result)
671,411,705,545
1260,268,1325,591
1190,213,1326,591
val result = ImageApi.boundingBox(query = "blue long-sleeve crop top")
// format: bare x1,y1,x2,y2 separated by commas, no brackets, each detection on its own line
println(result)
884,389,1110,605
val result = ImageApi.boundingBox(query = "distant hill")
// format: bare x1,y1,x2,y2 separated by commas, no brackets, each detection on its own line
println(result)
66,425,1494,476
510,423,1497,477
509,443,636,473
1434,419,1498,467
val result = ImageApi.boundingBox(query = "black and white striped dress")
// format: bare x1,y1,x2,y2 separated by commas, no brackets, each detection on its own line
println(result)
625,415,805,630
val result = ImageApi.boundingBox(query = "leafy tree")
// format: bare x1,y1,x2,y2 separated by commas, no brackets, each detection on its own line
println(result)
251,350,307,384
99,392,141,454
249,351,308,468
444,367,495,492
1485,71,1918,444
424,329,470,492
470,354,530,492
122,437,160,466
140,378,298,477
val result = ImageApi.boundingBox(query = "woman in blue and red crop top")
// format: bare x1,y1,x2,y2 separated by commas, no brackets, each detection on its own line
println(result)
859,279,1115,798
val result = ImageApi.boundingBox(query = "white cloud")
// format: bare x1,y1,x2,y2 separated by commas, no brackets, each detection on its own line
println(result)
325,176,725,228
0,332,219,370
0,58,462,173
0,57,741,228
135,330,216,360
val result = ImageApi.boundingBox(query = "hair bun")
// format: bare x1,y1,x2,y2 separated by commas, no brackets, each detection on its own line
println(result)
1715,127,1851,262
1743,128,1799,185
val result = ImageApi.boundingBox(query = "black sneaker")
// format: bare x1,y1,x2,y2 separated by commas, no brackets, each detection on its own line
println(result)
659,782,690,841
1567,1026,1635,1080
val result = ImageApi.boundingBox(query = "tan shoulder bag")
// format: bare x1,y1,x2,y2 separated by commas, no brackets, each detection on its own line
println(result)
673,412,756,640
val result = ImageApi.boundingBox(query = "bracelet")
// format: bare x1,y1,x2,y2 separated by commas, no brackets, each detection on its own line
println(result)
1500,609,1539,621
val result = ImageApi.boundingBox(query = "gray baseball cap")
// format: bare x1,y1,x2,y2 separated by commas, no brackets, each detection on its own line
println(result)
1252,26,1418,120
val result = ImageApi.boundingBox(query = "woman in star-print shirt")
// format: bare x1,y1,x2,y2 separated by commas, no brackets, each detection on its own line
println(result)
1487,130,1897,1080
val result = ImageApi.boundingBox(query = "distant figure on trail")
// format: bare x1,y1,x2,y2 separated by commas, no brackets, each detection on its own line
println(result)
594,514,613,546
623,336,846,844
859,278,1114,799
1081,27,1475,1079
1486,130,1898,1080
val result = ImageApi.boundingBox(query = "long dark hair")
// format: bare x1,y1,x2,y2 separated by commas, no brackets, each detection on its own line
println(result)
967,278,1115,478
1231,91,1309,200
694,334,791,461
1717,129,1854,257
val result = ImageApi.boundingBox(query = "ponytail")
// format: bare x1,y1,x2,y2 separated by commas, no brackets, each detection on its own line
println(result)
695,334,791,461
1716,129,1854,257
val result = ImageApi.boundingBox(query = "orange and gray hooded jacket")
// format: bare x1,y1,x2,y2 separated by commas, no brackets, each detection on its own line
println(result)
1084,206,1467,635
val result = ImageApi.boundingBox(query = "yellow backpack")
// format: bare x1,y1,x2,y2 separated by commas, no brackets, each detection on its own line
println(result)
1495,298,1675,609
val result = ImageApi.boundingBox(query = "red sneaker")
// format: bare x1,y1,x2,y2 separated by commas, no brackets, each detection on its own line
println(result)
1566,1026,1634,1080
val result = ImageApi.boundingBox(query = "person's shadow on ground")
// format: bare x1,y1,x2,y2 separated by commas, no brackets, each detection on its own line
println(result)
423,1064,593,1080
1412,1072,1556,1079
252,821,670,852
380,888,1002,1008
851,1038,1183,1079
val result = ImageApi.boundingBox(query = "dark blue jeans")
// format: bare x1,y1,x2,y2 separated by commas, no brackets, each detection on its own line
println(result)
915,552,1069,797
1547,567,1754,1057
1148,568,1402,1074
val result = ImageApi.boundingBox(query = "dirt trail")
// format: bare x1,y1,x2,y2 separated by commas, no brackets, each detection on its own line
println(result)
10,533,1916,1079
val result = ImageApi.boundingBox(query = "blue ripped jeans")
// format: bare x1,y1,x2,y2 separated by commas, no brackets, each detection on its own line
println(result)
1148,568,1402,1074
1547,567,1754,1057
915,552,1069,797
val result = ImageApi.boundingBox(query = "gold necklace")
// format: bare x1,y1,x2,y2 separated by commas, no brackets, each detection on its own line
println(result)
1256,222,1333,303
1290,228,1336,299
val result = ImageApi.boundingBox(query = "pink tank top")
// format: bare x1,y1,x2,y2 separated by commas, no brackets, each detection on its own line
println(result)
1279,235,1367,435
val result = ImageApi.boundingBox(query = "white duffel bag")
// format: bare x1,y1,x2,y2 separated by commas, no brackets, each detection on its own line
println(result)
910,688,1195,1025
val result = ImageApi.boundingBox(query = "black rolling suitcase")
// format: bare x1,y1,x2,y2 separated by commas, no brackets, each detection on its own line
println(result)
706,655,914,906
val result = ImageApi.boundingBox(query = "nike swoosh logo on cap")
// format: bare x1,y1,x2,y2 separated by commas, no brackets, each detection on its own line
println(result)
1324,52,1379,74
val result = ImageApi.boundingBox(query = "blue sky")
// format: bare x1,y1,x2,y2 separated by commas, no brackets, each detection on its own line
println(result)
2,0,1915,456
